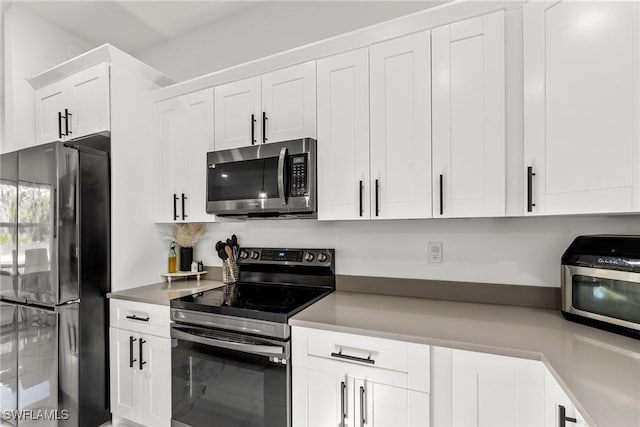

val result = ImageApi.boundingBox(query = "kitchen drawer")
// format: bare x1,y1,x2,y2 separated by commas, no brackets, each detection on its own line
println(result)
110,299,171,338
292,326,430,392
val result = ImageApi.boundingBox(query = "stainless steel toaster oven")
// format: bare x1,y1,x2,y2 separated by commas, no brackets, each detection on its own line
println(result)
561,235,640,338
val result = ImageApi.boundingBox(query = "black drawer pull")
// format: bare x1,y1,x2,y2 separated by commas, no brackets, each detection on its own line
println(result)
331,350,375,365
126,315,149,322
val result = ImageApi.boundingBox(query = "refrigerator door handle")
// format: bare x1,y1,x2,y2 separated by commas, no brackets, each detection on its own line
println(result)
53,188,57,239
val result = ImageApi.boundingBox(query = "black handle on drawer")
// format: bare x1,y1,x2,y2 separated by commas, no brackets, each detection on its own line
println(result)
331,350,375,365
126,315,150,322
181,193,187,220
251,114,256,145
139,339,147,370
359,180,363,217
439,174,444,215
129,336,137,368
527,166,536,212
558,405,577,427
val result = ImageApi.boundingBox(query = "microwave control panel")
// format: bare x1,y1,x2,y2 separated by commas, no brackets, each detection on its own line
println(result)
289,155,308,197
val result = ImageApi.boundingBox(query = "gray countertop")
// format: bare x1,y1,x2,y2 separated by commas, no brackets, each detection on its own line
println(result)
290,291,640,427
107,279,225,305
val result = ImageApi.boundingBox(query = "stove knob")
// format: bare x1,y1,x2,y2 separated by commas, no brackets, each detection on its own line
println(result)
239,250,249,259
317,252,328,263
304,252,314,262
251,251,260,260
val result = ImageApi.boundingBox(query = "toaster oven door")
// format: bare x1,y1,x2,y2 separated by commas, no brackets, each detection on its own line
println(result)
562,265,640,331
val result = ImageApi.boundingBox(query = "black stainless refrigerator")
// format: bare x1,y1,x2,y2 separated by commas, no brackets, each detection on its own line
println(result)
0,140,110,426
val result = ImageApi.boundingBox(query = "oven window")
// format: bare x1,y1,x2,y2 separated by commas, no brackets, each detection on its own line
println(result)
208,158,279,201
172,337,287,427
572,275,640,323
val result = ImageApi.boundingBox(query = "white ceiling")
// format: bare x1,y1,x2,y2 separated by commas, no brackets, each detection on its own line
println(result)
8,1,261,53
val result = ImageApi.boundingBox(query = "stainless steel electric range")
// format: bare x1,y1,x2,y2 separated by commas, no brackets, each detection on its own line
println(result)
169,247,335,427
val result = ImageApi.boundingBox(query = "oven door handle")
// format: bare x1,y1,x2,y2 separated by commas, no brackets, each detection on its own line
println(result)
277,146,288,206
171,327,286,358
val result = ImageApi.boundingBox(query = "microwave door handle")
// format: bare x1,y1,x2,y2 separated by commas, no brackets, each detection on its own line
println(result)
277,146,288,205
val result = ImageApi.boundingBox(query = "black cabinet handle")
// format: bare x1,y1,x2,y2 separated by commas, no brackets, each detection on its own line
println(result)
527,166,536,212
181,193,187,220
125,315,149,322
58,112,64,139
359,180,363,217
129,336,137,368
173,194,179,221
360,385,366,427
558,405,577,427
251,114,256,145
340,381,347,427
262,112,268,144
375,179,379,217
439,174,444,215
331,350,375,365
139,339,147,370
64,109,72,135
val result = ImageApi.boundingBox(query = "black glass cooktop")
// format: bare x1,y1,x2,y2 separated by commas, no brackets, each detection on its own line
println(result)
171,282,332,323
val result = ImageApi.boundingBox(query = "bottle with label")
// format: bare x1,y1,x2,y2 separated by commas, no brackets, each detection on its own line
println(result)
168,242,177,273
191,260,198,273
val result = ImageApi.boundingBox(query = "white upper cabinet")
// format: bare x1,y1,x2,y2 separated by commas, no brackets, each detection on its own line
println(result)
213,61,316,150
262,61,317,143
35,63,111,144
68,63,111,139
432,11,506,218
524,1,639,215
370,31,432,220
36,79,68,144
154,88,215,223
214,77,261,150
317,48,370,220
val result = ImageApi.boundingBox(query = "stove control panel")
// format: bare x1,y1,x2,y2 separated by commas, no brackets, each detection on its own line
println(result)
237,248,334,267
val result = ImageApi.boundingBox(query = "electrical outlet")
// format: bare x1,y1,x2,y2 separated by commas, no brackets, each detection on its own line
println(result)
428,242,443,263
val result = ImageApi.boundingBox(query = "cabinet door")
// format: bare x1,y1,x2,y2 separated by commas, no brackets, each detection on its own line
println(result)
141,334,171,427
356,379,429,427
370,32,431,219
35,80,69,144
261,61,317,143
293,367,352,427
181,88,215,222
544,370,588,427
431,347,545,427
432,11,505,218
524,1,638,215
317,48,370,220
69,63,110,138
214,77,261,150
153,97,184,222
109,328,141,423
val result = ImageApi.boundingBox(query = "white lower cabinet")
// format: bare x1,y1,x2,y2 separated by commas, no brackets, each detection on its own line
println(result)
431,347,590,427
544,369,589,427
110,300,171,427
292,326,430,427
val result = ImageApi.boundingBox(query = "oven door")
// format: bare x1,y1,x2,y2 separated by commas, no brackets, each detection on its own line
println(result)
562,265,640,332
170,324,290,427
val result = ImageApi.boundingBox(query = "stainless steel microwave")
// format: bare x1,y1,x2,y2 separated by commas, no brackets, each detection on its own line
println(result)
561,235,640,338
206,138,317,218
